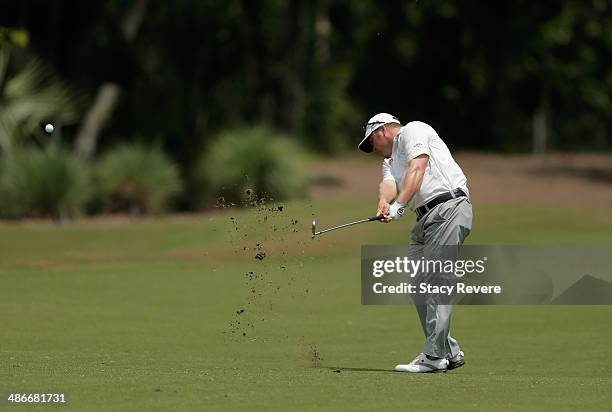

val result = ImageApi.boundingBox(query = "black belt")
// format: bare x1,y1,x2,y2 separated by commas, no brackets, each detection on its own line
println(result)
415,188,467,220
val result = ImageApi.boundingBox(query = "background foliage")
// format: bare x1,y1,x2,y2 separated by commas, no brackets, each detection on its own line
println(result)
0,147,90,219
194,126,306,206
0,1,611,216
94,143,182,214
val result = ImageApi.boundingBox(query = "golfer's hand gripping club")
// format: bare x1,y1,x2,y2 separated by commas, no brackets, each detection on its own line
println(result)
388,201,406,220
376,201,394,223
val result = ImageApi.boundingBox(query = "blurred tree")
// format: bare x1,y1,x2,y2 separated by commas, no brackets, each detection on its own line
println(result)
0,42,81,151
533,0,612,152
74,0,148,159
2,0,611,162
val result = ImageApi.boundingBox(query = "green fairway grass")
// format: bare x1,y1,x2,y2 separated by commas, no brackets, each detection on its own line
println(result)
1,201,611,411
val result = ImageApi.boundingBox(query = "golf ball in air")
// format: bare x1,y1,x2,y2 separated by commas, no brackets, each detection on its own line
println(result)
44,123,54,133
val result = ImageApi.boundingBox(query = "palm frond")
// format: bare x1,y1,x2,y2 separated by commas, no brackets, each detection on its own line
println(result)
0,49,83,151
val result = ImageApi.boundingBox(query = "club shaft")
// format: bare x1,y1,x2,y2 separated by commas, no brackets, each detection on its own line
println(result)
314,218,372,236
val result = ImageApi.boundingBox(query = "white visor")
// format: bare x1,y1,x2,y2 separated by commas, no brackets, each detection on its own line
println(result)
358,113,401,153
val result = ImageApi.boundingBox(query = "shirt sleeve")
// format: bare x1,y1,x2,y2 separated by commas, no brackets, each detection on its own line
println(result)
382,158,395,181
403,122,430,161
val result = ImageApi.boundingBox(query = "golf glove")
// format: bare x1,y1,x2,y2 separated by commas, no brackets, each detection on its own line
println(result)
388,201,406,220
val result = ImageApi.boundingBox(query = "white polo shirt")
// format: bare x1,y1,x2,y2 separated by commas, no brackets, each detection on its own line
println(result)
382,121,469,210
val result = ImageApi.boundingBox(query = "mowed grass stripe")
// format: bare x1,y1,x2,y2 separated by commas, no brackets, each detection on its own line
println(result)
0,203,610,411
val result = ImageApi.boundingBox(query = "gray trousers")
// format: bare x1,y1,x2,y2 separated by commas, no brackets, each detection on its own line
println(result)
409,196,472,358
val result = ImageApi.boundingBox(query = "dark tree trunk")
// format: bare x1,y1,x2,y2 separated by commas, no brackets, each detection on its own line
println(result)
75,0,148,159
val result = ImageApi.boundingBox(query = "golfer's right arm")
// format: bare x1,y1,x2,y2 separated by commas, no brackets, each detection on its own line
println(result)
377,179,397,223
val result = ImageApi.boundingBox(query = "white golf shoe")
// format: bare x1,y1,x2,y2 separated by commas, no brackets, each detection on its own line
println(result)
394,353,448,373
447,351,465,370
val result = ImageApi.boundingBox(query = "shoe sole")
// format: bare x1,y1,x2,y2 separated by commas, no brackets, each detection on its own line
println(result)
395,368,448,373
447,360,465,370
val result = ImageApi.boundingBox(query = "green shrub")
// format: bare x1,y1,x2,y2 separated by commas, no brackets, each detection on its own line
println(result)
0,148,90,219
194,126,306,205
94,144,182,214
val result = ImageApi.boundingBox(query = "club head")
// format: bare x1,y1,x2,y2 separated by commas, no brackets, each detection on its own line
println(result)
311,217,316,239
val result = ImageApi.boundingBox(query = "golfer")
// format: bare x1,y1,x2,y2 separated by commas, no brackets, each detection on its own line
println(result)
358,113,473,373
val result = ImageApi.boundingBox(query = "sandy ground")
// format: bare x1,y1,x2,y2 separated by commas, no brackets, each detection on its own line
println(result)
308,152,612,208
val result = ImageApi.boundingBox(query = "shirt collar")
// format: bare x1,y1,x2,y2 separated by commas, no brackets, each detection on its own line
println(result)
391,127,402,156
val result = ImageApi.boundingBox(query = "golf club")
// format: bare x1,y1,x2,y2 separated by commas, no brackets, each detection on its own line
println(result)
311,214,384,238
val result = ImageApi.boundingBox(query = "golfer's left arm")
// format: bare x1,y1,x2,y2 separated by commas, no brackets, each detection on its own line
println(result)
387,154,429,219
